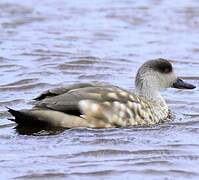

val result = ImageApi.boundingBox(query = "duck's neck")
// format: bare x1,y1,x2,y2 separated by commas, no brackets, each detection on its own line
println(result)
136,82,158,100
135,85,169,121
135,82,166,106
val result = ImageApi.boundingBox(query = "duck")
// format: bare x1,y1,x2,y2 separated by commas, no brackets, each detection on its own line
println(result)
8,58,196,128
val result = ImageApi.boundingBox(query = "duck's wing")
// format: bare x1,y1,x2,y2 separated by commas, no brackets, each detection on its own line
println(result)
34,82,110,101
34,83,132,114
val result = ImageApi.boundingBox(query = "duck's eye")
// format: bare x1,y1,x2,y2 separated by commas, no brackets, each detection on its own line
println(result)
163,68,171,73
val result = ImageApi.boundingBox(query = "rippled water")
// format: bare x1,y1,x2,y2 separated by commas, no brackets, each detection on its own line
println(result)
0,0,199,179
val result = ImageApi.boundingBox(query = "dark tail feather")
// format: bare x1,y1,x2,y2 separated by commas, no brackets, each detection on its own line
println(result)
7,108,47,127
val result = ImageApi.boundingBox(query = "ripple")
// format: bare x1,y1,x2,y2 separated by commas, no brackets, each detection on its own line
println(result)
0,82,50,92
0,0,199,179
15,173,66,179
0,78,38,87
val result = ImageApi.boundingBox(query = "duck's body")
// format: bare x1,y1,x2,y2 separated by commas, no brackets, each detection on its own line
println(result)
8,59,195,128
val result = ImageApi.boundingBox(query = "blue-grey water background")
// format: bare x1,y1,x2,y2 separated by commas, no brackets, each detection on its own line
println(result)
0,0,199,179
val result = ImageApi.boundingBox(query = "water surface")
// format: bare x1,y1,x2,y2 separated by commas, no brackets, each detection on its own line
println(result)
0,0,199,179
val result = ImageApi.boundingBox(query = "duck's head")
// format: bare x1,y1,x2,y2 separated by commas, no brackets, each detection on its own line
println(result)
135,58,196,99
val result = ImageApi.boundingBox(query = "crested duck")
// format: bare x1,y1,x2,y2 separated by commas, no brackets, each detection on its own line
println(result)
8,58,196,128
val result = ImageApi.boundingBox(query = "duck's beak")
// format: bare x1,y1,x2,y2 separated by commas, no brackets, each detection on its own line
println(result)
172,78,196,89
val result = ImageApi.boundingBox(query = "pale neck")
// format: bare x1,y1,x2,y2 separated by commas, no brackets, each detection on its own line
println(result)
135,85,168,116
135,83,162,102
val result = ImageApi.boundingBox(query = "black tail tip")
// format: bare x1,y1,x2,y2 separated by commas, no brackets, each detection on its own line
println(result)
6,107,18,115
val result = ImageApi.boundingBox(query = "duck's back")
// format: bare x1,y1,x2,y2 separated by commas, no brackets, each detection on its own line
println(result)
34,82,134,115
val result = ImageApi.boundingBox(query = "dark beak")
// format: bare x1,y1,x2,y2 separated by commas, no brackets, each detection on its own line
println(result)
172,78,196,89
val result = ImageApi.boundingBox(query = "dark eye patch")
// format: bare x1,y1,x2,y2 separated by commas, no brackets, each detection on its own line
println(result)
163,68,171,73
149,58,172,73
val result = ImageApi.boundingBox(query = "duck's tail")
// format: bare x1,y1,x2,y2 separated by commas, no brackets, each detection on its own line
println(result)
7,108,92,128
7,108,47,127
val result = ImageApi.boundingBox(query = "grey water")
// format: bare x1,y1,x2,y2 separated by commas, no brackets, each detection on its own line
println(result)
0,0,199,179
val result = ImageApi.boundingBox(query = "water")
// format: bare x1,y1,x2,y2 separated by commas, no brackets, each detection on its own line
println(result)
0,0,199,179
